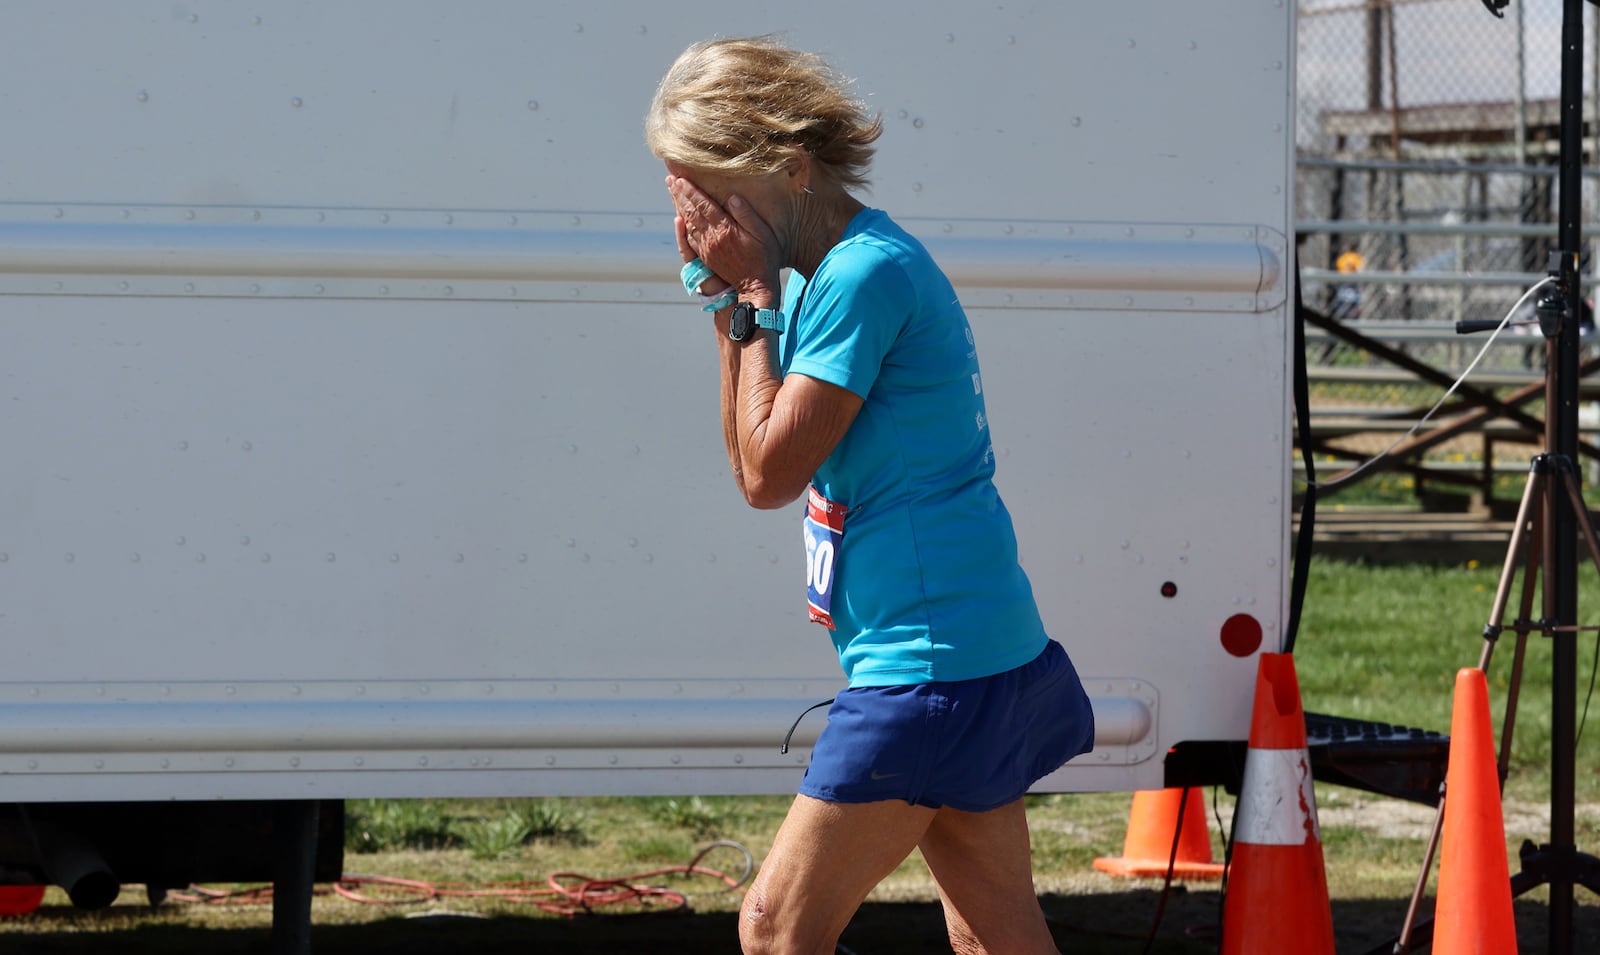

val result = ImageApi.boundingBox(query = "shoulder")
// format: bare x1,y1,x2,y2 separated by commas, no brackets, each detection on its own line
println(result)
810,211,925,304
830,210,927,270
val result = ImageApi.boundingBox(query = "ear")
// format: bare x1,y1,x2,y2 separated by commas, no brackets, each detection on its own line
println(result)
786,153,814,194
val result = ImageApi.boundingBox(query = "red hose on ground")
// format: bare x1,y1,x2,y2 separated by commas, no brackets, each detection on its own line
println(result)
163,841,754,919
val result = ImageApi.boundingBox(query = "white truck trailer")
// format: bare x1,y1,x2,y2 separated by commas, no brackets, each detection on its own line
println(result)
0,0,1299,938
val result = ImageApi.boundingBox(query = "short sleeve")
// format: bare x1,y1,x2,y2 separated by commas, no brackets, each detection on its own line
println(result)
783,245,914,400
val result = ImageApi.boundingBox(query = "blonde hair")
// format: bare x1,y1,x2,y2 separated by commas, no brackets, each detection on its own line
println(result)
645,36,882,192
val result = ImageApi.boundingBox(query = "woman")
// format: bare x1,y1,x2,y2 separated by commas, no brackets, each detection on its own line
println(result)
645,37,1095,955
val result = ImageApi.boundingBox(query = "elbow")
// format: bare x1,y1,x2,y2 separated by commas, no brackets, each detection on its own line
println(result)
740,470,805,510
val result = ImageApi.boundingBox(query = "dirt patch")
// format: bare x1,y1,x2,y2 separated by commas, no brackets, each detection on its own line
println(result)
1194,787,1600,843
1318,794,1437,839
1314,792,1600,841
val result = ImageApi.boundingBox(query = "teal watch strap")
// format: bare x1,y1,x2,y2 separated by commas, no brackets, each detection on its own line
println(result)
754,307,785,333
728,302,785,342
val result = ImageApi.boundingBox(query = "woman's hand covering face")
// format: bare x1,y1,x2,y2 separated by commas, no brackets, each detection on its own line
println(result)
667,172,784,302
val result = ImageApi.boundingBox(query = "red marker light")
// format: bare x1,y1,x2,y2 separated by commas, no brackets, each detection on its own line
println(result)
1220,614,1263,657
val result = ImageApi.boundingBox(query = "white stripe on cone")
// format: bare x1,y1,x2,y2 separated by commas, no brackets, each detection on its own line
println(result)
1235,747,1322,846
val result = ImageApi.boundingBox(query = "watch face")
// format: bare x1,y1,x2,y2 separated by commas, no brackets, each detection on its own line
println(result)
728,303,753,341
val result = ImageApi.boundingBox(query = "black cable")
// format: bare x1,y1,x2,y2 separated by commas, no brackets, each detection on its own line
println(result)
1576,628,1599,749
1214,270,1312,940
1138,787,1189,955
1211,784,1229,875
780,698,834,754
1286,257,1316,656
1216,778,1241,952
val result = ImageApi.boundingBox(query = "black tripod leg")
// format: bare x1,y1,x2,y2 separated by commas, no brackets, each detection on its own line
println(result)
1552,464,1600,901
1578,854,1600,896
1502,460,1600,938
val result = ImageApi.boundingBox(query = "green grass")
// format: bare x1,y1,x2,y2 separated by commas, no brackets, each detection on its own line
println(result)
1297,558,1600,804
641,796,747,839
344,799,456,853
345,798,584,858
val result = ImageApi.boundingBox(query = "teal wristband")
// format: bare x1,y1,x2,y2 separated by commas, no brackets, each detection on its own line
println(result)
680,258,715,295
701,288,738,312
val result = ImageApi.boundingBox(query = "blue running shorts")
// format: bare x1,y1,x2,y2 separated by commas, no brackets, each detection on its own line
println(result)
797,640,1096,812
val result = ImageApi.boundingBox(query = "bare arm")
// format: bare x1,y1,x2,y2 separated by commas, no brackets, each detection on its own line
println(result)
715,328,862,509
670,178,864,509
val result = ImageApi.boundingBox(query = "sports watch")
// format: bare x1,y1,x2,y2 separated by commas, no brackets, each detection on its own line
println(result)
728,302,786,342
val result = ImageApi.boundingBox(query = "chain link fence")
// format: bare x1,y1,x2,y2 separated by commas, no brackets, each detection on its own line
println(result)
1293,1,1600,496
1297,0,1600,397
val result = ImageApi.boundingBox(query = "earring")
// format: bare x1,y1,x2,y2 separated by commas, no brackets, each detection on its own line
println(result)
802,185,815,196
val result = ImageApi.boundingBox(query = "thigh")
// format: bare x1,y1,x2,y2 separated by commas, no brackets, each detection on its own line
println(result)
918,800,1060,955
741,794,936,955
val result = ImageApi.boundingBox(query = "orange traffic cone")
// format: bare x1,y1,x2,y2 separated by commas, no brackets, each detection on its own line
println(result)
1434,667,1518,953
1094,787,1226,879
1221,653,1334,955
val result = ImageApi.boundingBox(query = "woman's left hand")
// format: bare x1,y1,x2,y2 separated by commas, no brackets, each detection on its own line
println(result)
668,175,782,304
674,214,732,297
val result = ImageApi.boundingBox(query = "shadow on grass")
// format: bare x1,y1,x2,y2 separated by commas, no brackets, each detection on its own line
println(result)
0,889,1596,953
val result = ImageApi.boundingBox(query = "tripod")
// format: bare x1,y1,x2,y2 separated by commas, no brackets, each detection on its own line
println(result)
1380,255,1600,954
1388,4,1600,952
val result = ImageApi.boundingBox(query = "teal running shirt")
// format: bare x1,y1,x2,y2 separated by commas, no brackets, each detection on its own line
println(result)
780,208,1049,687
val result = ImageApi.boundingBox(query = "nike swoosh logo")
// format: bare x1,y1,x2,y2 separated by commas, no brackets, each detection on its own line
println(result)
869,770,902,781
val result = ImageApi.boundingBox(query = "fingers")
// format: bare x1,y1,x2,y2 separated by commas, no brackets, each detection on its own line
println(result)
664,173,778,295
724,194,776,247
668,176,730,261
674,215,693,262
671,179,722,237
668,176,721,262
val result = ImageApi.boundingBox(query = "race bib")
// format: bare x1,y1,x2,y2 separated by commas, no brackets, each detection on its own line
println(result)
803,486,847,630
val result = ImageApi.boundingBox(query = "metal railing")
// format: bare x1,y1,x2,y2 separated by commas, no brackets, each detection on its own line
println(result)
1294,155,1600,502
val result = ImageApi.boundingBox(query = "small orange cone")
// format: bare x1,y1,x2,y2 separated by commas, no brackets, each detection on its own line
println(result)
1221,653,1335,955
1094,787,1225,879
1434,667,1518,954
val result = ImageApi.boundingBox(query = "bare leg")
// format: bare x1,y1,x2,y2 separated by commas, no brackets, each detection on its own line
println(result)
918,799,1060,955
739,794,937,955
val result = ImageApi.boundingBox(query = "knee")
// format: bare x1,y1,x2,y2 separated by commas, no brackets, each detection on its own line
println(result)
738,885,779,955
738,885,836,955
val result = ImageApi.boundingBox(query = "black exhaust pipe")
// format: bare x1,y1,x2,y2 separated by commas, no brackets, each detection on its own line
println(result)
20,810,119,910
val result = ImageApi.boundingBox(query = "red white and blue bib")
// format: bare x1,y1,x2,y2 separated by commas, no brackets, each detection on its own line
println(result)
803,485,847,630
